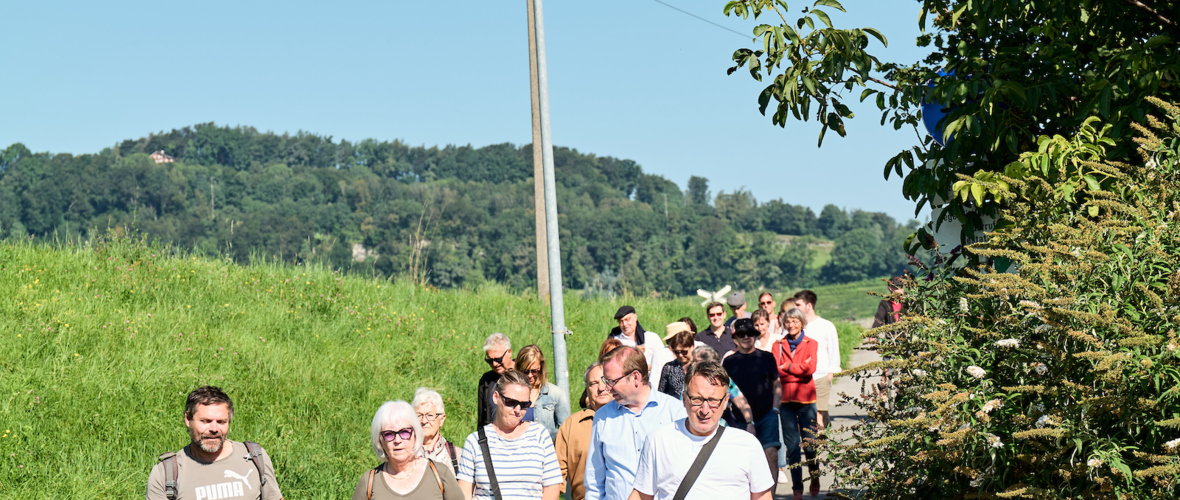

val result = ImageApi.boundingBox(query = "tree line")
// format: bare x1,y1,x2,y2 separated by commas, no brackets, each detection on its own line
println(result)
0,123,920,296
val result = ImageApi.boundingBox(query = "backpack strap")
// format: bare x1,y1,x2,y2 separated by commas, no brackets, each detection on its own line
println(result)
671,426,725,500
476,427,504,500
446,441,459,473
426,460,445,495
242,441,268,498
158,452,179,500
366,463,382,500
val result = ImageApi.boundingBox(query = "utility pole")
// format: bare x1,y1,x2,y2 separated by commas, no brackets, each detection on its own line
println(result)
526,0,549,303
529,0,570,404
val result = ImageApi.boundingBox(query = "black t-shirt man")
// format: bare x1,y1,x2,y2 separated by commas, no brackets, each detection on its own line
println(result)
722,349,779,421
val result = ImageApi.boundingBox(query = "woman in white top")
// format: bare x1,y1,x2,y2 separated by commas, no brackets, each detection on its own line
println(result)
751,309,782,352
351,401,463,500
412,388,463,475
457,370,562,500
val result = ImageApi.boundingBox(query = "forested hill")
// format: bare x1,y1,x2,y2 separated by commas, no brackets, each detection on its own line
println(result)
0,123,919,296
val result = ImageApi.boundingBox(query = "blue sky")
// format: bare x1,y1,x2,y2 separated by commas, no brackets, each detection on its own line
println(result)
1,0,931,223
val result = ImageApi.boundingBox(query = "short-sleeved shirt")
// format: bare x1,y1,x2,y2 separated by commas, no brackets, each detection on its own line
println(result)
723,350,780,421
145,441,282,500
350,460,464,500
632,420,774,500
695,329,736,357
457,423,562,500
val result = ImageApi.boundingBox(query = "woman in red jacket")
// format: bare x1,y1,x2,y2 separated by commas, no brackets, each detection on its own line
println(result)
773,307,820,500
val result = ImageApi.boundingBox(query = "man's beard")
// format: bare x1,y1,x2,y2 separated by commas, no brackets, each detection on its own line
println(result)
190,429,227,453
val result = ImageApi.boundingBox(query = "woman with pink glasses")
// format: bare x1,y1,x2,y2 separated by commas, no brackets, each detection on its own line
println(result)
352,400,463,500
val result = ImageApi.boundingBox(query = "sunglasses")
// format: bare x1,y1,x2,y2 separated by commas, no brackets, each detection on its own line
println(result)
523,368,543,376
498,392,532,411
672,348,692,356
707,311,725,318
380,428,414,442
759,301,774,306
484,351,509,366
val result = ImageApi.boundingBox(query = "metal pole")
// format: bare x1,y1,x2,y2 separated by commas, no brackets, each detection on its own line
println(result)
526,0,550,303
530,0,570,402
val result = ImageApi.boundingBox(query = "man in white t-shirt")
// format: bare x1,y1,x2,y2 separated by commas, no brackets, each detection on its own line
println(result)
628,362,774,500
793,290,842,429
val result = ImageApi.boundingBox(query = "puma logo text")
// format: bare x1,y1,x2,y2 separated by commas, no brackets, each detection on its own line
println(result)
223,469,255,490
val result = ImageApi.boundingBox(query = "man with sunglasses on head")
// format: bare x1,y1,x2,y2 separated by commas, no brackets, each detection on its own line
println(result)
146,386,284,500
696,301,737,357
585,346,686,500
628,362,774,500
477,333,516,429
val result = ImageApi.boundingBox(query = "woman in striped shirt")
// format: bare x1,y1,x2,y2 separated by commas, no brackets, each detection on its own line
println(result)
457,369,562,500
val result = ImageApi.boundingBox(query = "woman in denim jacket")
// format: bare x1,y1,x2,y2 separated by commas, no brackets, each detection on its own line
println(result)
515,344,571,442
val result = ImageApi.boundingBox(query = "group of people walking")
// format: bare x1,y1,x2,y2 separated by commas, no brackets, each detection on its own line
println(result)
145,290,843,500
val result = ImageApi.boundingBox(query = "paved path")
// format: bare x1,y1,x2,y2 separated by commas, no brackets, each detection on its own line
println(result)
774,347,881,499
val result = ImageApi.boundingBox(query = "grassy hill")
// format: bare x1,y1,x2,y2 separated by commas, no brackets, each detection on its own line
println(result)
0,236,874,498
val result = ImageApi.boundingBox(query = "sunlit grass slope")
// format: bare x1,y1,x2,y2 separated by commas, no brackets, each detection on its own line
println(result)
0,236,866,498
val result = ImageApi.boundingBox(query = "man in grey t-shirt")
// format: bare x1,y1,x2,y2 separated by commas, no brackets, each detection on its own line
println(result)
146,386,283,500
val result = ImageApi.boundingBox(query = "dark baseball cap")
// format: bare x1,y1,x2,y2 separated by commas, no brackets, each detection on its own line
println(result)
732,318,757,337
614,305,636,320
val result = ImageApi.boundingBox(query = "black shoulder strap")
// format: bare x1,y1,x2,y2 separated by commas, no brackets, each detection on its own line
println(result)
242,441,268,498
446,441,459,473
476,427,504,500
158,452,178,500
672,426,726,500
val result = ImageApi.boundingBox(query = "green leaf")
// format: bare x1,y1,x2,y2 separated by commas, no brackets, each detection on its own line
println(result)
863,27,888,47
860,88,876,102
971,183,984,204
812,0,846,13
1144,35,1172,49
1083,174,1100,191
811,8,833,29
802,75,818,96
918,7,927,31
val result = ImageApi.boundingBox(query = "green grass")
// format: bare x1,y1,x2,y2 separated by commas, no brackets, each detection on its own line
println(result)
801,278,892,322
0,236,872,498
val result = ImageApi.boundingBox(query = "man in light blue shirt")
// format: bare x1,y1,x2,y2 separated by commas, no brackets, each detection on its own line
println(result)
585,346,687,500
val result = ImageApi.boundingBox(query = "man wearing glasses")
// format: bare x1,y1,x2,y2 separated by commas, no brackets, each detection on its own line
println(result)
476,333,516,429
585,346,686,500
696,301,737,357
628,362,774,500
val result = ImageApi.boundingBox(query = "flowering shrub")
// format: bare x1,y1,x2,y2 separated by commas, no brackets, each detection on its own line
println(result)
827,98,1180,498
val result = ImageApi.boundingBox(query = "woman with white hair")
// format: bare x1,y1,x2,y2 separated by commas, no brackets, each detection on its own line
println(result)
457,370,561,500
351,401,464,500
412,388,463,474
